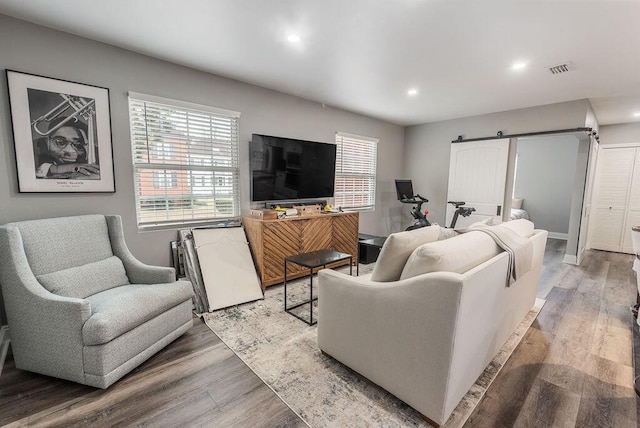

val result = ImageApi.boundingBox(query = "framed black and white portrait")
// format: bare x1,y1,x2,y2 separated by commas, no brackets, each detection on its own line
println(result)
6,70,115,193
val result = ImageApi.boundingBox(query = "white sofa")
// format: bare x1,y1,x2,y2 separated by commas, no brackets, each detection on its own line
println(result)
318,220,547,426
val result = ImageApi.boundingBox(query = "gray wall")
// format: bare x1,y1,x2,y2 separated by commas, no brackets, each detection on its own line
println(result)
404,99,590,227
0,14,404,264
514,135,579,236
599,122,640,145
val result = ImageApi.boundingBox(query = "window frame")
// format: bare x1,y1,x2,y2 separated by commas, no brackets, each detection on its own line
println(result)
334,132,378,211
128,92,241,230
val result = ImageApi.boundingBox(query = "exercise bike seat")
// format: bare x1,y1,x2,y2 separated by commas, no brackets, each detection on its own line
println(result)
447,201,467,208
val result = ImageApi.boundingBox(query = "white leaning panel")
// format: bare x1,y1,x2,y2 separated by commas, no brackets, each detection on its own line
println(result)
192,227,263,311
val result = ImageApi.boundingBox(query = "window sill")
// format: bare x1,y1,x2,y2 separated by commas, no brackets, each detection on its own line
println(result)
137,217,242,232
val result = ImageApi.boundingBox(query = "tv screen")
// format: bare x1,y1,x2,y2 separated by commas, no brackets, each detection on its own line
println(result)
250,134,337,202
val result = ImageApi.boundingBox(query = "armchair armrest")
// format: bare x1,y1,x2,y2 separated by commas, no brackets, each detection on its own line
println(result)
0,226,90,384
105,216,176,284
317,269,465,423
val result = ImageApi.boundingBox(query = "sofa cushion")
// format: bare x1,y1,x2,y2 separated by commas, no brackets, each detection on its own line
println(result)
371,225,441,282
436,218,498,240
469,218,534,237
37,256,130,299
399,231,501,280
468,217,498,228
500,219,535,237
83,281,193,345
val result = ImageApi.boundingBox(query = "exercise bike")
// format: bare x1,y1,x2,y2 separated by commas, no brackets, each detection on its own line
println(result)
447,201,476,228
401,198,476,231
395,179,432,230
395,180,477,231
401,194,431,231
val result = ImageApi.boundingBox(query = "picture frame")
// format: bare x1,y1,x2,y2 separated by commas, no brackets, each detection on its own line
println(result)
6,70,115,193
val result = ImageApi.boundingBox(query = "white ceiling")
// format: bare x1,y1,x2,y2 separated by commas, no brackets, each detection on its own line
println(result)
1,0,639,127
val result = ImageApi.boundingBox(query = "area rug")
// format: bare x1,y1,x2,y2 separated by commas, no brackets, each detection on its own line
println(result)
203,265,545,428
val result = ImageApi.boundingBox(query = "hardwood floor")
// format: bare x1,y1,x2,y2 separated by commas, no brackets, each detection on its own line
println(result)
1,239,637,427
466,240,639,427
0,318,306,427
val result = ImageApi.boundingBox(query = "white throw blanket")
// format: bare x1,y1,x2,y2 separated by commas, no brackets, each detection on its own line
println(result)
458,225,533,286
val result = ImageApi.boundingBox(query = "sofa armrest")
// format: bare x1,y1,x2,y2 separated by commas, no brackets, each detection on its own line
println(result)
317,268,465,423
105,215,176,284
0,225,91,384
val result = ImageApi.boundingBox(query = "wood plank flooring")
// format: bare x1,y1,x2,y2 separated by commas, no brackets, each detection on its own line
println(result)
466,240,639,427
0,239,638,427
0,318,306,427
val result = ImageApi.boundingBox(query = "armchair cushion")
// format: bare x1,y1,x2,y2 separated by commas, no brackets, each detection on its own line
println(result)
371,225,441,282
36,256,129,299
83,280,193,345
16,215,114,276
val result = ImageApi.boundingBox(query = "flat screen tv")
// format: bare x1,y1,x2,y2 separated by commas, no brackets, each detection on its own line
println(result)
250,134,337,202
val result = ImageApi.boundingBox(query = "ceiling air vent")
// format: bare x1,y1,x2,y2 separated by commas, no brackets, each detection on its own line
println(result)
546,62,575,75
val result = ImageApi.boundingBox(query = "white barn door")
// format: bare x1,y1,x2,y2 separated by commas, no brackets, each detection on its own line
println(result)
446,139,510,228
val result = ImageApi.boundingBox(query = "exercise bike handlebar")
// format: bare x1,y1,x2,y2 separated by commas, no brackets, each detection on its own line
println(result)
400,194,428,204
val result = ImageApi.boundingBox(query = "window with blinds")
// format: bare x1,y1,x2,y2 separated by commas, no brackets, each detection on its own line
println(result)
334,132,378,210
128,92,241,228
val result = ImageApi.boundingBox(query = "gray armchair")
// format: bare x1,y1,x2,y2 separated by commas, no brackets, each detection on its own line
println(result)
0,214,193,388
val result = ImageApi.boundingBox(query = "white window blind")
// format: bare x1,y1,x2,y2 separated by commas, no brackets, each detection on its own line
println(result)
128,92,241,228
334,132,378,210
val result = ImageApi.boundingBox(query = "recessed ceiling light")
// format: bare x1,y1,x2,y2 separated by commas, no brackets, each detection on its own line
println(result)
287,34,301,43
511,61,527,71
407,88,418,96
634,112,640,117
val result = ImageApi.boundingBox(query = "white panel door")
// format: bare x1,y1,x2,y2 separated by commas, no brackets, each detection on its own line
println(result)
589,147,635,252
591,207,627,252
446,139,510,228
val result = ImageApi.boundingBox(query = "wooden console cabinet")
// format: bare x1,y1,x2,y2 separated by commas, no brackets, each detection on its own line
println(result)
243,212,359,289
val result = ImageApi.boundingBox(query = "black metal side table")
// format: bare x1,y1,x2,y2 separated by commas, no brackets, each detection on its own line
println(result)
284,249,354,325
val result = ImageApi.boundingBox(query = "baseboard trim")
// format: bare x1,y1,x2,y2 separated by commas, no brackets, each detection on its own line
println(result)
563,254,578,265
0,326,9,376
548,232,569,240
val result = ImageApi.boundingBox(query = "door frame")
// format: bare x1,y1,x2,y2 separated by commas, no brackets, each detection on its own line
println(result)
576,135,599,264
508,132,589,265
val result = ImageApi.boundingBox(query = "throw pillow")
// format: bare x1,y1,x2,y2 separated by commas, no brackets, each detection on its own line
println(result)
512,198,524,209
438,227,459,240
37,255,130,299
371,225,441,282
